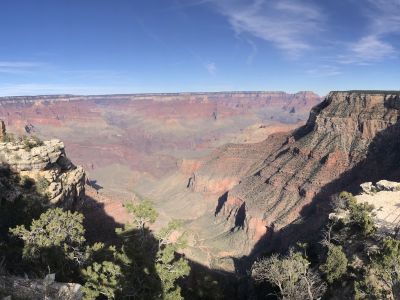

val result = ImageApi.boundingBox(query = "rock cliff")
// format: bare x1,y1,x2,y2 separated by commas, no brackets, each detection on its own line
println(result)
171,91,400,269
0,121,85,208
0,121,86,299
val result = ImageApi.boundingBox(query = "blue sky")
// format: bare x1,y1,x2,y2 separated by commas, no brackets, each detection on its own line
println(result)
0,0,399,96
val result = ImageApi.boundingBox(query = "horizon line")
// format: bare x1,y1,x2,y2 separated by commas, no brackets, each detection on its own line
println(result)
0,90,323,99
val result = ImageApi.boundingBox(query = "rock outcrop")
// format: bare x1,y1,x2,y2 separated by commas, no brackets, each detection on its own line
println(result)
175,91,400,268
0,125,85,208
356,180,400,235
0,120,5,140
0,275,82,300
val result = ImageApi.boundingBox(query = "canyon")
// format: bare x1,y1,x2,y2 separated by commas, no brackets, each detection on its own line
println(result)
0,91,321,271
0,91,320,200
2,90,400,278
139,91,400,271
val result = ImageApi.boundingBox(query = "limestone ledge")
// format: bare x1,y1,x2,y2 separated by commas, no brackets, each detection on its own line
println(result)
0,139,65,171
0,138,85,207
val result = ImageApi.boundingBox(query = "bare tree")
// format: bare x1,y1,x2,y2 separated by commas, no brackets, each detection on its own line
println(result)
252,250,326,300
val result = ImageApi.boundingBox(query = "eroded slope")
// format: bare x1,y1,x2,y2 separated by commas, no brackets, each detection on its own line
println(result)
148,91,400,270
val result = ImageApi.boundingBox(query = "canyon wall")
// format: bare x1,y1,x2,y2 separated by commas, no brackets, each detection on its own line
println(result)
145,91,400,270
0,91,321,200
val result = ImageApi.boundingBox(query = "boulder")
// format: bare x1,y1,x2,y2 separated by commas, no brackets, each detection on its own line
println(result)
360,182,375,194
0,275,82,300
376,180,400,192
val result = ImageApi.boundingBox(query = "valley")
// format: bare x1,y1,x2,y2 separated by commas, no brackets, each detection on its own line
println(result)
2,90,400,299
5,90,400,272
0,91,319,199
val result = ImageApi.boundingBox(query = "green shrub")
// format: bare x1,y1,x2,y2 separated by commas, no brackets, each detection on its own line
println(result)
340,191,376,236
9,208,86,280
81,261,122,300
321,245,348,283
35,176,50,194
253,250,326,299
349,202,376,236
125,200,158,229
22,135,43,150
354,277,384,300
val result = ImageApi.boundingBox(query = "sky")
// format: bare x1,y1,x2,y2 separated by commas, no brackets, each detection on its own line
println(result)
0,0,399,96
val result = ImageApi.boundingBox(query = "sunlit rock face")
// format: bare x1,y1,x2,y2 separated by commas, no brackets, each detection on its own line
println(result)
0,123,85,208
153,91,400,271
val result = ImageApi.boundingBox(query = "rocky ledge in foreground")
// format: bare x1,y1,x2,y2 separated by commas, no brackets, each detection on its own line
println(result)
355,180,400,235
0,121,86,299
0,275,82,300
0,120,85,208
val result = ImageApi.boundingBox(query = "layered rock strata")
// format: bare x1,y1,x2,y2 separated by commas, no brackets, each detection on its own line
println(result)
179,91,400,266
0,123,85,208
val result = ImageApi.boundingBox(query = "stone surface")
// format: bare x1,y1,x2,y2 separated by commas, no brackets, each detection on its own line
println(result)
0,124,85,208
376,180,400,191
0,275,82,300
360,182,374,194
357,181,400,235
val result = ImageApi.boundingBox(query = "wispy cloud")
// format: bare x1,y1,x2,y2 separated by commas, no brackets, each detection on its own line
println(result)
366,0,400,35
341,0,400,64
306,65,342,77
0,61,44,74
204,62,217,75
345,35,396,64
210,0,323,57
169,0,212,10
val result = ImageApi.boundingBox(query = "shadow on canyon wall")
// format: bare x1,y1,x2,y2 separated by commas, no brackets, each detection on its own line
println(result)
78,114,400,299
229,117,400,298
81,196,122,244
81,191,241,299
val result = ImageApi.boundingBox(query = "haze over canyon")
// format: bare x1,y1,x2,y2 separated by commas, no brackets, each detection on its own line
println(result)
0,91,321,266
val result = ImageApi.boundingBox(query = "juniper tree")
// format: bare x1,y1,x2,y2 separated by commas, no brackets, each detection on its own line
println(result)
81,261,122,300
124,200,158,231
252,250,326,300
155,220,190,300
320,244,348,283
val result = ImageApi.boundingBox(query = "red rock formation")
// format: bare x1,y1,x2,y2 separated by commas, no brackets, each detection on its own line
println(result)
0,91,321,195
179,91,400,266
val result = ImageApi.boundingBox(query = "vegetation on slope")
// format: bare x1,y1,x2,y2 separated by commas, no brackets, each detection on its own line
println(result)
252,191,400,299
0,170,191,300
